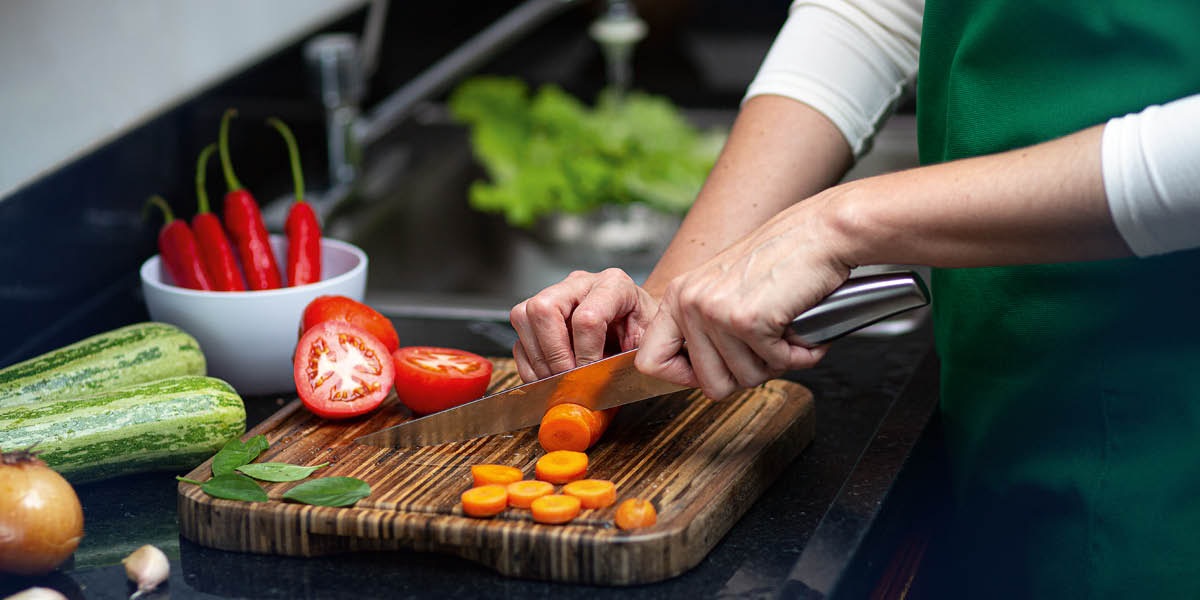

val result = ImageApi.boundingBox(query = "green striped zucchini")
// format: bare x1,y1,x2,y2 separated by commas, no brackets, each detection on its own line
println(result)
0,375,245,483
0,322,206,409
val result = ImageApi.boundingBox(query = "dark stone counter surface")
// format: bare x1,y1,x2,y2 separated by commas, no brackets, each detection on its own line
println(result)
0,317,937,600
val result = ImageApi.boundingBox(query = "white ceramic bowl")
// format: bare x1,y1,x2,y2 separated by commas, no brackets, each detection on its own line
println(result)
140,235,368,396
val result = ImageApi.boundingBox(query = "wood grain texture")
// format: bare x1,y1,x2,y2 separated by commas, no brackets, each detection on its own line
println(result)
178,359,815,585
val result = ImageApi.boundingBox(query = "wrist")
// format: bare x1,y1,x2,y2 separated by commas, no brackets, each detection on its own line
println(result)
811,180,881,272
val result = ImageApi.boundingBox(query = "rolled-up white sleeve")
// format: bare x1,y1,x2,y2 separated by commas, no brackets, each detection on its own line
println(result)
744,0,923,157
1103,93,1200,257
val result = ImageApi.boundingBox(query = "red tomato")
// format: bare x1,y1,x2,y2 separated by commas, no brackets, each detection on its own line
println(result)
392,346,494,415
294,321,395,419
300,295,400,352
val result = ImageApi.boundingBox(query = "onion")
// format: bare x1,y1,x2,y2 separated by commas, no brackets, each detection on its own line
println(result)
0,450,84,576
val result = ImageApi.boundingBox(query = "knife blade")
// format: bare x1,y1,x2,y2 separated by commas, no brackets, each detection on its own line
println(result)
354,270,929,449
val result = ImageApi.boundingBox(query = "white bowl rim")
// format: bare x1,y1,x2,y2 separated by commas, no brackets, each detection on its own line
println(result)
139,236,367,299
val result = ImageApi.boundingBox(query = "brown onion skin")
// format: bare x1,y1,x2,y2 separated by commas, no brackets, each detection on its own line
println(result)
0,451,84,576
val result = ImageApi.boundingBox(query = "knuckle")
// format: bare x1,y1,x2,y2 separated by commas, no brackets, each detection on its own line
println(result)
524,295,559,318
570,306,607,331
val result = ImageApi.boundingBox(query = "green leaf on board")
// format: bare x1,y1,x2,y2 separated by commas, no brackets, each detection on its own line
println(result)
211,434,270,476
236,461,329,482
178,473,267,502
282,476,371,507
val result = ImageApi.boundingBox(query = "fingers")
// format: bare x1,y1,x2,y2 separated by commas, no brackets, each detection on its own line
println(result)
638,275,832,400
569,269,641,366
511,269,651,382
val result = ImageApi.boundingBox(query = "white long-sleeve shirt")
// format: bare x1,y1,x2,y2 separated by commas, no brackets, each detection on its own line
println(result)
745,0,1200,257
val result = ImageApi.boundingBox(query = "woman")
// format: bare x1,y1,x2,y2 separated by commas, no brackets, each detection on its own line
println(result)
511,1,1200,596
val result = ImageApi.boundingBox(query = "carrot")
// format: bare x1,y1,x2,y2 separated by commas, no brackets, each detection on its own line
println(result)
470,464,523,487
539,403,618,452
614,498,657,530
506,480,555,509
530,494,582,524
538,404,593,452
461,484,508,518
562,479,617,509
535,450,589,484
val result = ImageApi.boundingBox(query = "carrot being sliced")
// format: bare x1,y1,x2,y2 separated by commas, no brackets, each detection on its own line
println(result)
506,480,555,509
530,494,582,524
614,498,657,530
539,404,593,452
538,403,618,452
461,484,508,518
562,479,617,509
470,464,523,487
535,450,588,484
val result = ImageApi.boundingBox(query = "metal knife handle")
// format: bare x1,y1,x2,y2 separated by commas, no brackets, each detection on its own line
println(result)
789,271,930,346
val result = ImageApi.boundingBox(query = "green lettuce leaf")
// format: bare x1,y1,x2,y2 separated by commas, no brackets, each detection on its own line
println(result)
447,76,726,227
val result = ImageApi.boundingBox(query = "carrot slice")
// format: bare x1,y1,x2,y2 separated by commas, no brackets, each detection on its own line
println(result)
539,404,594,452
539,403,619,452
535,450,589,484
507,480,555,509
470,464,523,487
562,479,617,509
530,494,582,524
461,484,508,518
614,498,657,530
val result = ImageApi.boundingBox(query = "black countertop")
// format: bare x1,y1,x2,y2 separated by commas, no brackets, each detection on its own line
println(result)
0,316,938,600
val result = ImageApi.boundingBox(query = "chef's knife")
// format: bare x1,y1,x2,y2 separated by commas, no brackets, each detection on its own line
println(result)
354,271,929,449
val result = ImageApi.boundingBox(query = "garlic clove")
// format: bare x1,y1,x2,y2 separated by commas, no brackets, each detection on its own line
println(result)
121,544,170,595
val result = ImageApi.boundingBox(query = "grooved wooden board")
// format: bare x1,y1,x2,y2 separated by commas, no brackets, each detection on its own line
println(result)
177,359,815,585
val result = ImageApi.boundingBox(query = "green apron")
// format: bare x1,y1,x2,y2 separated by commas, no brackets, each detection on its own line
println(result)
918,1,1200,597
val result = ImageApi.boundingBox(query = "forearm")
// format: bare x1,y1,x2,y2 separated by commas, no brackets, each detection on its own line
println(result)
825,124,1132,269
644,95,853,296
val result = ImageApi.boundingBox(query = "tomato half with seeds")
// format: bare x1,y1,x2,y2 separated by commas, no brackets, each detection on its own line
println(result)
300,295,400,353
294,321,395,419
392,346,494,415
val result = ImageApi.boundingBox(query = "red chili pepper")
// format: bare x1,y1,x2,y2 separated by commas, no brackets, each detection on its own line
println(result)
267,117,322,287
193,144,246,291
144,195,213,290
218,108,282,291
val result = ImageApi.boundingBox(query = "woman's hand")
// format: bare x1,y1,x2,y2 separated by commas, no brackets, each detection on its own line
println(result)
636,194,853,400
510,268,659,382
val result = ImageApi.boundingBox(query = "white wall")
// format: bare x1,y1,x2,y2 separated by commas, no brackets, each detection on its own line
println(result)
0,0,367,200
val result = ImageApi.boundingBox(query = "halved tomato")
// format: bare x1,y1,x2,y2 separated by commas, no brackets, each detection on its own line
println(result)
294,321,395,419
392,346,494,415
300,295,400,352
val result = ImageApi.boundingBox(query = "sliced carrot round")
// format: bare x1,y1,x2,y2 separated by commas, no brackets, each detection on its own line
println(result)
530,494,582,524
461,484,508,518
539,404,594,452
470,464,523,487
562,479,617,509
614,498,657,530
506,480,555,509
535,450,589,484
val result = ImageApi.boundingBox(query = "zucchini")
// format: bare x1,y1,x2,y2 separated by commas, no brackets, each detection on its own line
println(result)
0,322,206,409
0,375,245,483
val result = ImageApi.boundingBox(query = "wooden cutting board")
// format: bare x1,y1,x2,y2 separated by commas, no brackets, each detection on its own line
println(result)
177,359,814,585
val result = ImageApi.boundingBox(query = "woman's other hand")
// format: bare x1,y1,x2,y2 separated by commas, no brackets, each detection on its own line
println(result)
510,268,659,382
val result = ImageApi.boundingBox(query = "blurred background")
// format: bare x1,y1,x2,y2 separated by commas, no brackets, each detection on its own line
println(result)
0,0,917,367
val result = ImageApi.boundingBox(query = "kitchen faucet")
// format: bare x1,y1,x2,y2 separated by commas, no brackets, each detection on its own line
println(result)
296,0,579,221
293,0,647,223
